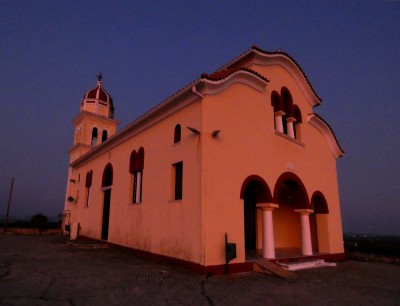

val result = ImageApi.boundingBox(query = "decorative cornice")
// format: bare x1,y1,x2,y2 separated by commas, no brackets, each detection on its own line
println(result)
199,68,269,95
214,46,322,107
72,111,120,126
307,113,344,159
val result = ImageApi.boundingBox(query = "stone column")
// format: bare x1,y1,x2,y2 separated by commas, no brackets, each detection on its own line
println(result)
274,111,285,133
295,209,314,256
287,117,296,138
256,203,279,259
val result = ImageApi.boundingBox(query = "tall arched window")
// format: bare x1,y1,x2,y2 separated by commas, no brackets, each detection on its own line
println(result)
130,147,145,203
102,163,113,187
85,170,93,207
91,127,98,146
174,124,181,143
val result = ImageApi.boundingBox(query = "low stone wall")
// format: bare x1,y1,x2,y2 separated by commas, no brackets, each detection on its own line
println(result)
2,228,61,235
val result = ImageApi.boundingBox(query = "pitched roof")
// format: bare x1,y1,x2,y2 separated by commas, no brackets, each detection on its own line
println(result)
72,46,338,166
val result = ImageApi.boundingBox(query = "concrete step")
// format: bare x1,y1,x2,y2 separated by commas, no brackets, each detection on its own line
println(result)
253,259,297,279
278,259,337,271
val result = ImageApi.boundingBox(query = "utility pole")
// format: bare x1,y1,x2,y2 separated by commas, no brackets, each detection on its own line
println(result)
3,177,15,233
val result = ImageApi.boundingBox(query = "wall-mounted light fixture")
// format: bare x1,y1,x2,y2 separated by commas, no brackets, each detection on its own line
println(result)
212,130,221,138
186,126,200,135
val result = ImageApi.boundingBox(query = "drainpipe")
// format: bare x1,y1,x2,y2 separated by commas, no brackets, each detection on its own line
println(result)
192,85,204,99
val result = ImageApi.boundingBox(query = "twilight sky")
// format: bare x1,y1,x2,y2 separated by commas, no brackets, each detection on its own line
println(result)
1,1,399,235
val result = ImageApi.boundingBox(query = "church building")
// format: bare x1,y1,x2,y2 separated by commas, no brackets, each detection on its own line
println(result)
63,46,345,274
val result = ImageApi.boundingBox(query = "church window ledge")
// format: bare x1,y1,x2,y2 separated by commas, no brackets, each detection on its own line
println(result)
274,130,305,147
168,199,183,204
128,201,142,206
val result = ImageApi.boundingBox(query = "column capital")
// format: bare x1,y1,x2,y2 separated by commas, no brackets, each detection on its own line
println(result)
286,117,296,123
294,209,314,215
274,110,285,116
256,203,279,210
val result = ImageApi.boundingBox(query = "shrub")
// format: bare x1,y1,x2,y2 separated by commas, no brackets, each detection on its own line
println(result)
30,213,48,233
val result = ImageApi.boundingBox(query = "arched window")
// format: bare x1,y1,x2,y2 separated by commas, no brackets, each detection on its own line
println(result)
91,127,98,146
174,124,181,143
85,170,93,207
271,91,284,132
102,163,113,188
129,147,145,203
102,130,108,142
281,87,295,138
293,105,302,140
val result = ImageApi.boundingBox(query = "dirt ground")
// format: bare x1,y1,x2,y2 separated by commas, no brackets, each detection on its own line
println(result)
0,234,399,305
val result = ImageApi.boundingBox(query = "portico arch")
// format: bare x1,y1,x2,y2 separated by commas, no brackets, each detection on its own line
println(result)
240,176,272,253
310,191,329,252
273,172,310,251
273,172,310,208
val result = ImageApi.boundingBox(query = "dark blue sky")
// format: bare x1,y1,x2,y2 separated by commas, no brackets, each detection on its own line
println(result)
1,1,399,234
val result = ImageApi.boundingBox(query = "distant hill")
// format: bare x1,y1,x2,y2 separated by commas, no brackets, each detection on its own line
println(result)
344,234,400,259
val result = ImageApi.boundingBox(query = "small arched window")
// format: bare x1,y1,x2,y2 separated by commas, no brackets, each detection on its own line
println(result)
293,105,302,140
174,124,181,143
281,87,294,118
271,91,283,113
102,130,108,142
91,127,98,146
271,91,284,132
281,87,296,138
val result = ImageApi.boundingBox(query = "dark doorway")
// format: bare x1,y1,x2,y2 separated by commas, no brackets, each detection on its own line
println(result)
241,176,272,252
244,190,257,250
101,163,113,241
101,189,111,240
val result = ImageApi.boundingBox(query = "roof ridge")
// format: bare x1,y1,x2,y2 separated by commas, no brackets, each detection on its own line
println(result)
201,67,269,82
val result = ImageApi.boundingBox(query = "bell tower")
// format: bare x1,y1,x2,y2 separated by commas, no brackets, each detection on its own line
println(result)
68,74,120,163
63,75,120,217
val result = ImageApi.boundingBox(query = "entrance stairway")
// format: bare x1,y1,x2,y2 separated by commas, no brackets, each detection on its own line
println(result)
253,259,297,279
278,259,336,271
254,258,336,278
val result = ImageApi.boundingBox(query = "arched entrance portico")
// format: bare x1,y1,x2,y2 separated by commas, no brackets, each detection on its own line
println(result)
240,173,323,259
